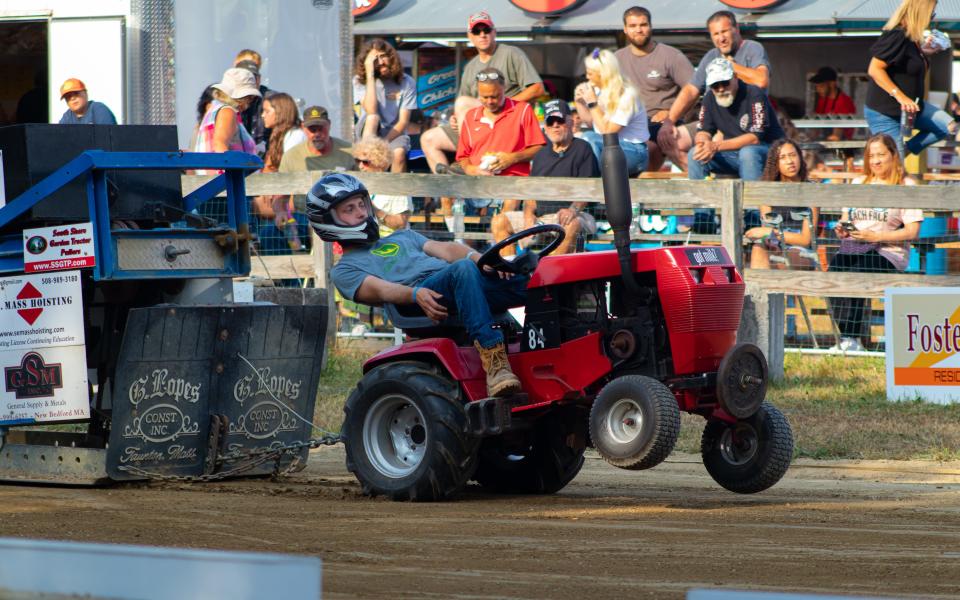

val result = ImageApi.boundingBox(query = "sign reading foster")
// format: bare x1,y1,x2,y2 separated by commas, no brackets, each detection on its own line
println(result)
885,287,960,403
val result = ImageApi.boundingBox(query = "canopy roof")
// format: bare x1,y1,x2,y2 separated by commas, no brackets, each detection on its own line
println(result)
354,0,960,36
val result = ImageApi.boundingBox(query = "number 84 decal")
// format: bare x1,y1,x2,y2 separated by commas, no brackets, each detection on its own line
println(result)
526,325,546,350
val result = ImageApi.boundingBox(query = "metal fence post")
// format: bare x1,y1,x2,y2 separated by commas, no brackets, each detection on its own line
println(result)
720,179,744,271
312,230,337,369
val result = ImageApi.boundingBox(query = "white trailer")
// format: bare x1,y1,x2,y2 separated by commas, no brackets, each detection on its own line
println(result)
0,0,351,147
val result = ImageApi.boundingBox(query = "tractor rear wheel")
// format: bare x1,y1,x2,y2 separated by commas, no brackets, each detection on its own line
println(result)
342,361,478,501
473,414,585,494
701,402,793,494
589,375,680,470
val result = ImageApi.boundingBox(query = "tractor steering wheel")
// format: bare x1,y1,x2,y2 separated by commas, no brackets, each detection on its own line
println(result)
476,224,565,275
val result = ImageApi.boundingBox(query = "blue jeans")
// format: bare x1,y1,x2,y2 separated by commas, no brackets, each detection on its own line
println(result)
578,131,648,175
686,143,769,181
687,143,769,233
865,104,954,158
417,258,528,348
621,140,649,176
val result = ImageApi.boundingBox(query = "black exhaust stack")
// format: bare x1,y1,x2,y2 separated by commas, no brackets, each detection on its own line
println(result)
600,132,642,297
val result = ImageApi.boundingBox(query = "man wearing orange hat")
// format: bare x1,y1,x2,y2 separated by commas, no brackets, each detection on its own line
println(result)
58,78,117,125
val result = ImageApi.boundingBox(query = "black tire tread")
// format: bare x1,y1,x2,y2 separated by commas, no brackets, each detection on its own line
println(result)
473,413,585,494
701,401,793,494
342,361,478,502
590,375,681,470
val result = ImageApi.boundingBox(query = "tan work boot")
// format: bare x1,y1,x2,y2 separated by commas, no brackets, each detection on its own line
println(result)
474,341,521,397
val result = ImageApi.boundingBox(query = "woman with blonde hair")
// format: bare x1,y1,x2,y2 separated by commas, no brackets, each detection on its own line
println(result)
865,0,954,157
575,48,649,175
827,133,923,352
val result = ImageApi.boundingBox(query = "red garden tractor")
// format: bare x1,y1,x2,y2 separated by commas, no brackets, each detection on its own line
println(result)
341,134,793,501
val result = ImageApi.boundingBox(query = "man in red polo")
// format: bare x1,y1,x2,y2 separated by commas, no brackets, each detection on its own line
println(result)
456,67,545,179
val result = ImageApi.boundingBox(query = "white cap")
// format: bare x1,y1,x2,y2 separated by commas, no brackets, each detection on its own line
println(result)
212,67,261,100
705,57,735,87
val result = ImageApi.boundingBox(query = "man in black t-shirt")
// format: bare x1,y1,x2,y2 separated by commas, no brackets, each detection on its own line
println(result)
687,58,783,233
687,58,783,181
490,100,599,257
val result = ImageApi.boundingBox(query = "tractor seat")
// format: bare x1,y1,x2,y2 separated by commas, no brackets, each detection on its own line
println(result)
383,302,519,342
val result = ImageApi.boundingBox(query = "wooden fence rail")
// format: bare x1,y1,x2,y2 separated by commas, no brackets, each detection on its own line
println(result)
182,172,960,377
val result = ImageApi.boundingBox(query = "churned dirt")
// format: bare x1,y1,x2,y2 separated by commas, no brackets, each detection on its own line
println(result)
0,448,958,599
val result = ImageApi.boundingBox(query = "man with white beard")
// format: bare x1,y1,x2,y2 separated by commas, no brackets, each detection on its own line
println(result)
686,58,783,232
688,57,783,182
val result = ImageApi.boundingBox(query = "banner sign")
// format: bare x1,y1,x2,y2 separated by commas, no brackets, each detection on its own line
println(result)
719,0,790,8
0,271,88,424
508,0,588,15
417,65,456,93
0,346,88,424
352,0,390,19
417,48,458,115
23,222,96,274
885,287,960,403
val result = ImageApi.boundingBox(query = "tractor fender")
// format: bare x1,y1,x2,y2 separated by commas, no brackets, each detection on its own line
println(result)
363,338,488,401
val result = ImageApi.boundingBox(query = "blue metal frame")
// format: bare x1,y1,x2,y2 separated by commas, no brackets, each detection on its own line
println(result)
0,151,262,280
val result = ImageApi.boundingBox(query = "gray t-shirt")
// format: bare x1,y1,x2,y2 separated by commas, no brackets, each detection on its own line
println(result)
458,44,542,99
690,40,770,93
353,73,418,129
331,230,449,301
615,43,694,116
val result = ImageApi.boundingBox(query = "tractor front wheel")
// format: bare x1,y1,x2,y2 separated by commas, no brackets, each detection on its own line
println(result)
701,402,793,494
343,361,478,501
589,375,680,470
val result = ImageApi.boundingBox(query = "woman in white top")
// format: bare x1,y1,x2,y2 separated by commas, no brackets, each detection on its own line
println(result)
575,48,649,175
828,133,923,352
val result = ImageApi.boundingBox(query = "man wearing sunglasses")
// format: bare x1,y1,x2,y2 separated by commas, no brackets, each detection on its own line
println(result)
491,100,599,259
659,10,771,171
420,11,543,176
455,67,545,181
687,58,783,203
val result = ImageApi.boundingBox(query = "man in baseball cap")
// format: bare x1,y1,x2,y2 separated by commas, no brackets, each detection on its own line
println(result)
418,10,543,177
490,97,599,257
687,57,784,230
58,78,117,125
809,66,856,141
279,104,353,175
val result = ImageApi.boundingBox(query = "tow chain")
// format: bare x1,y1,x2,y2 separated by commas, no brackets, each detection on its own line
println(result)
116,433,342,484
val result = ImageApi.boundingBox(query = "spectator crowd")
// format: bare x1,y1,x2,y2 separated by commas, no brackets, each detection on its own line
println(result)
52,0,945,352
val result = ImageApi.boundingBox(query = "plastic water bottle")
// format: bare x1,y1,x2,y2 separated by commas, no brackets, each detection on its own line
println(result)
900,106,916,139
629,202,641,239
283,218,302,251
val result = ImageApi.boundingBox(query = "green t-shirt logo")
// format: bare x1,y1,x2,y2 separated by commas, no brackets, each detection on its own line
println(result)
372,243,400,258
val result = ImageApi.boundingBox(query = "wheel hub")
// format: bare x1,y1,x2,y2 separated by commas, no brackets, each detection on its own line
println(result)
718,424,759,466
363,395,428,478
606,398,644,444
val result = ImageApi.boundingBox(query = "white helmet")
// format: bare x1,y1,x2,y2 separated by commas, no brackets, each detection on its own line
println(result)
305,173,379,243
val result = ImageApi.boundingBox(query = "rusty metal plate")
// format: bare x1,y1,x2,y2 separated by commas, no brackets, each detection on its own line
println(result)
106,304,327,480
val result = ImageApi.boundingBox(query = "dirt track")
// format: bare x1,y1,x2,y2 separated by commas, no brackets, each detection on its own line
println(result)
0,448,958,599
